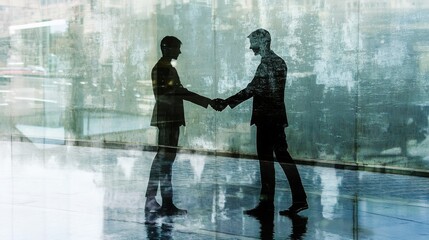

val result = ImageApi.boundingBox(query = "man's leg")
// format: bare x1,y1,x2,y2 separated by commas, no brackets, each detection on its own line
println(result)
145,126,170,212
146,153,161,198
145,152,162,212
244,126,275,216
257,127,276,203
159,145,177,205
273,126,308,215
156,124,187,215
145,124,181,214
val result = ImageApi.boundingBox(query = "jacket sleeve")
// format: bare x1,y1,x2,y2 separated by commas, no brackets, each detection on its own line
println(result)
174,86,211,108
226,63,266,108
225,81,255,108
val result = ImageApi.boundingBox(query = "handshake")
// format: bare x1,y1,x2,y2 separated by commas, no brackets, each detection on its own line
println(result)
210,98,228,112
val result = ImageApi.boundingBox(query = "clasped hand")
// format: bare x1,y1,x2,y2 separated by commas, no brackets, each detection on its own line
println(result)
210,98,227,112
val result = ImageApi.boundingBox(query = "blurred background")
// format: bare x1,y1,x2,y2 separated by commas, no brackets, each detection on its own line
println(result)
1,0,429,172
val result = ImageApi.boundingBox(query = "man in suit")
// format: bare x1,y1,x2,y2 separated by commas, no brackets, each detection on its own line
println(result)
145,36,216,216
214,29,308,216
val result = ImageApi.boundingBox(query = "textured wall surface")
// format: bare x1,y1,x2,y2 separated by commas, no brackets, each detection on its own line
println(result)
1,0,429,170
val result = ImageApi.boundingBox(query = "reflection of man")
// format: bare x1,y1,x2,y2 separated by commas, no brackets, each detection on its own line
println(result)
214,29,308,216
255,212,308,239
145,36,217,216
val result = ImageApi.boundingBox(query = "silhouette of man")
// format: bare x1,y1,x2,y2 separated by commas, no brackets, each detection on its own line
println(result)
145,36,217,216
214,29,308,216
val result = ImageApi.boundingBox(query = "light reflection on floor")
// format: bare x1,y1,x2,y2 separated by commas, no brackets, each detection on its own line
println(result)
0,141,428,239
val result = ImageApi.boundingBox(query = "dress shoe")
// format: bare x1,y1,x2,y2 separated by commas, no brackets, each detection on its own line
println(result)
159,204,187,216
279,201,308,216
145,197,161,213
243,201,274,217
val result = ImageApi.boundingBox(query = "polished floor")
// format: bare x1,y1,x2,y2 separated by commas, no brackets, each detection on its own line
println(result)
0,141,428,240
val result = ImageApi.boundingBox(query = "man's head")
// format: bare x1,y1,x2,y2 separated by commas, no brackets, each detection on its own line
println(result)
247,28,271,56
160,36,182,60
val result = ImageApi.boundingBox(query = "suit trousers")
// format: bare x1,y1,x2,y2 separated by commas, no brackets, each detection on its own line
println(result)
256,124,307,203
145,124,180,203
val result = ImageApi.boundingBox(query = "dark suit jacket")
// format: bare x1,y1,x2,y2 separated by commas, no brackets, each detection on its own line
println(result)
226,50,288,127
151,57,211,127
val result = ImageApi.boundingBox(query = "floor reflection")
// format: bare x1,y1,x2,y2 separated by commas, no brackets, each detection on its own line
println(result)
254,212,308,240
145,218,174,240
314,167,343,220
287,214,308,240
255,211,275,240
1,142,429,239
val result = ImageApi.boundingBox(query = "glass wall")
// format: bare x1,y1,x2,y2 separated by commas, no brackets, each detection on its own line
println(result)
1,0,429,172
